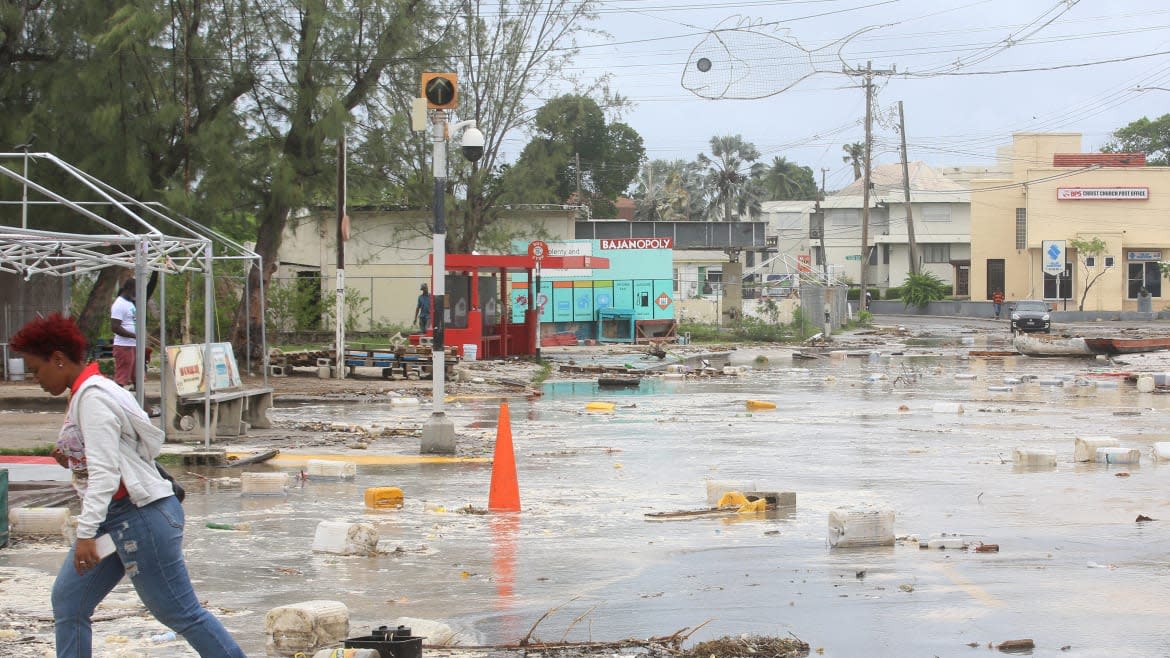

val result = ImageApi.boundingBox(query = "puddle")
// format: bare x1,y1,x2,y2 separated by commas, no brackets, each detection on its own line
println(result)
4,351,1170,656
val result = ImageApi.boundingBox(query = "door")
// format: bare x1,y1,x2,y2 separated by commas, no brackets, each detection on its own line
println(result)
955,265,969,297
986,259,1005,299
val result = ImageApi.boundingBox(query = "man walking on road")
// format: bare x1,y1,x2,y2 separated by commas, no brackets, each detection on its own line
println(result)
414,283,431,332
992,290,1004,320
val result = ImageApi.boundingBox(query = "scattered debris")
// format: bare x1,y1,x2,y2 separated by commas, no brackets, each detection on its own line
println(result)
996,638,1035,653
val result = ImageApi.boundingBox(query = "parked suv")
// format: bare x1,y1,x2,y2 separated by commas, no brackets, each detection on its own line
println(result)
1009,300,1052,334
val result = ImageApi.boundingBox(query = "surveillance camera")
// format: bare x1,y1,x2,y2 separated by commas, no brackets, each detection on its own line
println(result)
461,127,484,163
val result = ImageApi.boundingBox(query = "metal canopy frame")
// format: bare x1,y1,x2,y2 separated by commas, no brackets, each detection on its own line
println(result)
0,152,268,446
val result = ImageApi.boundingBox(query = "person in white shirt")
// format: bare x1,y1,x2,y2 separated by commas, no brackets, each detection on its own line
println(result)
109,279,139,388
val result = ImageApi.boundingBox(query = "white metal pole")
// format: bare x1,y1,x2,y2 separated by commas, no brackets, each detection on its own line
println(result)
431,112,447,413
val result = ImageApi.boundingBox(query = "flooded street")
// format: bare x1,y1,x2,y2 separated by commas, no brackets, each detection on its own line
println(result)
6,327,1170,656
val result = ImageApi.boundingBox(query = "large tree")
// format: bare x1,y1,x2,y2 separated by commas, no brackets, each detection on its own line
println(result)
1102,114,1170,165
1,0,256,340
633,159,705,221
699,135,762,222
500,94,643,218
760,156,818,200
229,0,445,358
451,0,604,252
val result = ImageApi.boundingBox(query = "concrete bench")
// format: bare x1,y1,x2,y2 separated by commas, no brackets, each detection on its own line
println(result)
162,342,272,441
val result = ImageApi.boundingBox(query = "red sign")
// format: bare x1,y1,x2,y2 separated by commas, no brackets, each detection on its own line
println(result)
599,237,674,250
655,292,672,310
797,254,812,273
528,240,549,260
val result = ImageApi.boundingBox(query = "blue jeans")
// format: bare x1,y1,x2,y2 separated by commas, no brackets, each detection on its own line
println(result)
52,496,245,657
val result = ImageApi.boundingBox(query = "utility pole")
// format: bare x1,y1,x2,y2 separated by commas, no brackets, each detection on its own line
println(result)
861,61,873,307
819,167,830,280
898,101,919,275
335,133,347,379
575,152,582,209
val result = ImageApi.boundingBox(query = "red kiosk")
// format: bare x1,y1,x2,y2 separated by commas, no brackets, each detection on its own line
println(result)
419,250,610,359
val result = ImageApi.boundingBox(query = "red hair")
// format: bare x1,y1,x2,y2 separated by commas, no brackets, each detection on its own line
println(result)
10,313,87,364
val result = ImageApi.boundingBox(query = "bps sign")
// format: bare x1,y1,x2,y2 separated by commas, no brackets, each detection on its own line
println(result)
599,237,674,250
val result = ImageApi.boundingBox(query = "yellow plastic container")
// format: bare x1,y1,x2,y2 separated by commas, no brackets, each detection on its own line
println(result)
717,491,749,508
585,401,615,412
745,399,777,411
364,486,404,510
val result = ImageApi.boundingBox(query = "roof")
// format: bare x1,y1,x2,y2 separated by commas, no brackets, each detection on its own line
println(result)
1053,153,1146,167
837,162,966,195
761,200,817,213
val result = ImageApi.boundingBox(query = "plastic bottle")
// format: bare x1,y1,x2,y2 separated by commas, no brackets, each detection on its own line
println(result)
150,631,177,643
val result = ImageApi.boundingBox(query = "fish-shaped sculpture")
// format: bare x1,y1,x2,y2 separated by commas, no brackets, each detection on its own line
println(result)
682,17,880,100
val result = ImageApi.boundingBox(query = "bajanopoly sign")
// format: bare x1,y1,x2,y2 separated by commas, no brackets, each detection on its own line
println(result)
1056,187,1149,200
599,237,674,250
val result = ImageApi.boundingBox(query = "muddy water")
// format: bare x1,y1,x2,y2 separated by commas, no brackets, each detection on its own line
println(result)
7,350,1170,657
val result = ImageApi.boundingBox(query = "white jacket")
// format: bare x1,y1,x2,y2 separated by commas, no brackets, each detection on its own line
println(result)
70,377,174,539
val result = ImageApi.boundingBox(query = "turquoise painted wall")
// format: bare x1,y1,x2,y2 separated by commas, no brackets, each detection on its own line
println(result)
508,239,674,323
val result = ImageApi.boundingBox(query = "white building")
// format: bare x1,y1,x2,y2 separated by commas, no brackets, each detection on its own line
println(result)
819,162,971,294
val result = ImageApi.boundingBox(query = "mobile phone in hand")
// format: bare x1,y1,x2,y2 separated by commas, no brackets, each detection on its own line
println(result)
95,534,116,559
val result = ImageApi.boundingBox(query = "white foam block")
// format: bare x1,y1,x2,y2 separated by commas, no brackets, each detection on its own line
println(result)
306,459,357,480
265,600,349,655
1075,437,1118,462
311,521,378,555
828,506,896,548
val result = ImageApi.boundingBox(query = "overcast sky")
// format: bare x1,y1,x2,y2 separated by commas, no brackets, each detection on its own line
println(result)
515,0,1170,192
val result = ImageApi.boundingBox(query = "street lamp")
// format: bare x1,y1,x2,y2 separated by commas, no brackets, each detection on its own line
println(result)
420,72,485,455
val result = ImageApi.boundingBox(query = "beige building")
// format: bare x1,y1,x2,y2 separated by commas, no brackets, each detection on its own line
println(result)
275,207,575,331
970,133,1170,312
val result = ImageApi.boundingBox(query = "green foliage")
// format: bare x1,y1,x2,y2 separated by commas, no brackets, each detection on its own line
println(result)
699,135,763,222
884,286,903,300
0,445,54,456
499,94,645,214
900,272,951,308
633,159,706,221
321,286,374,335
1102,115,1170,165
842,142,865,181
760,156,819,200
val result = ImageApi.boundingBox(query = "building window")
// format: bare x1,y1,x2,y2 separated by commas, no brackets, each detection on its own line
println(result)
1128,262,1162,298
1085,256,1096,268
1044,264,1073,300
830,209,860,226
1015,208,1026,250
922,206,951,222
924,244,950,263
868,246,878,266
882,243,890,265
1104,256,1115,268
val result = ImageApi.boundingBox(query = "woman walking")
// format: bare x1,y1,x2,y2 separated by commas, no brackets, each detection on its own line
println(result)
10,313,246,657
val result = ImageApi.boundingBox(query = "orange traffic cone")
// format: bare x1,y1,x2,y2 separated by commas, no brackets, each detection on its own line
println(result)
488,402,521,511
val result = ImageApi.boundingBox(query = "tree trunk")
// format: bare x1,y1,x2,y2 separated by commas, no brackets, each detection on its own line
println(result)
76,268,124,346
231,199,287,369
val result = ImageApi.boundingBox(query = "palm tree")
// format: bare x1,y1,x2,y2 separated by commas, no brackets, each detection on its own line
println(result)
842,142,865,181
761,156,819,200
698,135,762,222
633,159,706,221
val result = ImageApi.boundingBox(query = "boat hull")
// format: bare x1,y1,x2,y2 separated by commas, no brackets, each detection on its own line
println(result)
1084,337,1170,355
